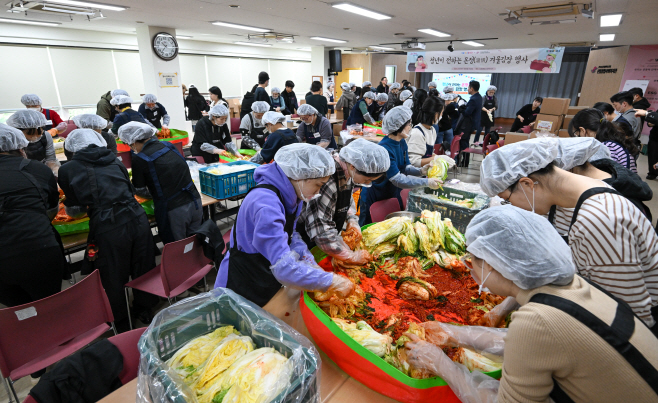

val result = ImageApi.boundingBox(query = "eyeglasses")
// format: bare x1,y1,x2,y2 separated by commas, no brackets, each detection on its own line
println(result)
501,189,514,205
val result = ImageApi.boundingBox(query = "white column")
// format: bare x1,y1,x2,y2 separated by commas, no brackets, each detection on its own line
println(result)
136,25,190,133
310,46,327,85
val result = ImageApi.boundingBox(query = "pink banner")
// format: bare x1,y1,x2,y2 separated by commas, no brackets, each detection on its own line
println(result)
620,45,658,136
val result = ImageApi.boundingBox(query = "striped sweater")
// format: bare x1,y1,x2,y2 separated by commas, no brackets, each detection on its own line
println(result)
603,141,637,173
555,192,658,326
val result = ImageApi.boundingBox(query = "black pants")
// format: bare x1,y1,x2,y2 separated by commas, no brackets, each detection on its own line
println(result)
457,129,472,167
648,137,658,177
510,118,524,133
0,246,64,307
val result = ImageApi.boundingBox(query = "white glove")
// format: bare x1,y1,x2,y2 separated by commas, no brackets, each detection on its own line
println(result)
200,142,221,154
55,122,68,133
421,164,431,176
326,274,355,298
427,178,442,189
162,124,168,129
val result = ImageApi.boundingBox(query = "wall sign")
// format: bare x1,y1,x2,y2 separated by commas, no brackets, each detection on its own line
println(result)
159,72,179,88
619,45,658,136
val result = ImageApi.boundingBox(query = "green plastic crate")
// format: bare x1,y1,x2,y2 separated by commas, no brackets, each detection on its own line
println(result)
407,187,490,233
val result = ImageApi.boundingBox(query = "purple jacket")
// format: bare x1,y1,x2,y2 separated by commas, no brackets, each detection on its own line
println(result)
215,162,333,290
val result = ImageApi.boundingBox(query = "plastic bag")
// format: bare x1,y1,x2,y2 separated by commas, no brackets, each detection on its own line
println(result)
137,288,321,403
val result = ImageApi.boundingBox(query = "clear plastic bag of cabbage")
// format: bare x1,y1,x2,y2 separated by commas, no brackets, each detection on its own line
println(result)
137,288,320,403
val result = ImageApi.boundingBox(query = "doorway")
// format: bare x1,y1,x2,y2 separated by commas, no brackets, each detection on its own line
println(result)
385,65,397,84
335,68,363,99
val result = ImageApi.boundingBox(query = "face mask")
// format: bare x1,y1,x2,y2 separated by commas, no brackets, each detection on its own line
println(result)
296,180,321,202
475,261,493,294
519,181,538,213
349,167,372,188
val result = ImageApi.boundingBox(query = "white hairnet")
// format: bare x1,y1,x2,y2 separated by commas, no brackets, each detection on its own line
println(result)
376,93,388,102
262,111,286,125
339,138,390,174
273,143,336,180
209,104,229,117
589,144,612,162
410,86,417,92
399,90,412,101
440,94,456,101
21,94,42,107
487,85,497,92
297,104,318,116
7,109,47,129
251,101,270,113
382,106,412,135
480,137,558,197
403,99,413,109
73,114,108,130
443,86,454,93
390,82,401,90
111,89,129,98
555,137,610,171
64,128,107,152
349,82,356,88
0,123,29,151
428,82,437,89
271,87,281,94
112,95,133,106
118,121,157,145
142,94,157,103
340,82,351,91
362,81,372,87
363,91,376,100
466,205,576,289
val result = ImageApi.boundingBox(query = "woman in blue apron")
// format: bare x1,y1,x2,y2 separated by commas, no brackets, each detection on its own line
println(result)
119,122,202,244
138,94,171,130
296,104,337,149
325,82,336,115
239,101,270,151
359,106,443,226
6,109,61,175
368,93,388,122
214,143,354,307
269,87,287,114
249,111,299,164
407,96,444,168
346,91,377,125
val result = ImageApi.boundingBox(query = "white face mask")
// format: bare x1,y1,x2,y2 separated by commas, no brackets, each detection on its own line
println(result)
519,181,538,213
349,167,372,188
296,180,321,202
475,260,493,294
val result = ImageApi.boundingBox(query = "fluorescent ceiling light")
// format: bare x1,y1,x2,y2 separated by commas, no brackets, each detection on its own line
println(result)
297,47,312,51
418,28,451,37
332,3,391,20
234,41,272,47
599,34,615,42
46,0,127,11
0,17,61,26
310,36,347,43
42,6,95,15
176,35,192,39
462,41,484,47
600,14,622,27
212,21,270,32
370,45,394,50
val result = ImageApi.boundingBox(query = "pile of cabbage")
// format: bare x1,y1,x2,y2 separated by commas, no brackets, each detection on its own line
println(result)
165,326,292,403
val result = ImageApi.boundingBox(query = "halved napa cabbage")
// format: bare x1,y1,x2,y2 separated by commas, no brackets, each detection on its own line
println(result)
192,333,255,394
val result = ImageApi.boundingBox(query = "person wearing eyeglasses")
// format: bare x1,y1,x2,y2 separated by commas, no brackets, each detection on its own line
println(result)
296,104,337,149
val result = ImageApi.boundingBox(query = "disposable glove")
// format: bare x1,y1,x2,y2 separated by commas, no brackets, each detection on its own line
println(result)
55,122,68,133
289,232,316,266
427,178,443,189
325,274,355,298
200,143,221,154
224,142,242,157
249,152,264,164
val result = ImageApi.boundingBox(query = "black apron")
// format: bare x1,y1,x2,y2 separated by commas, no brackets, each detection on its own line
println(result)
480,97,495,126
133,139,199,244
143,105,163,129
413,125,434,158
226,184,297,307
247,113,267,148
301,116,338,149
531,277,658,403
25,133,48,162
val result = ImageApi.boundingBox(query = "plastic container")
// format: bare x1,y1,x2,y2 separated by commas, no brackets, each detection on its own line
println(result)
199,161,259,199
137,288,320,403
407,187,490,233
116,129,189,152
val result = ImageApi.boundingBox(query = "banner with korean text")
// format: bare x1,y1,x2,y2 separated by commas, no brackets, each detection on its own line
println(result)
405,47,565,74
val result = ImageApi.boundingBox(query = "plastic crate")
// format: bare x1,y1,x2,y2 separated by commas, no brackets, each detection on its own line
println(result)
199,161,258,199
407,187,490,233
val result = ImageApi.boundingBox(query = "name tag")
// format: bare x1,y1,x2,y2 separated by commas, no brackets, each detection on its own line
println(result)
153,111,158,116
257,134,264,138
313,132,321,138
45,120,53,125
212,140,220,143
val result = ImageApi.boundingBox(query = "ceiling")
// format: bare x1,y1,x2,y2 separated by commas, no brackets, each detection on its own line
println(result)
3,0,658,51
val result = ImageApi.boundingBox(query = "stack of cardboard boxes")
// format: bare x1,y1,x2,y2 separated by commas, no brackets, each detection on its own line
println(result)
558,106,590,138
227,98,241,118
533,97,570,137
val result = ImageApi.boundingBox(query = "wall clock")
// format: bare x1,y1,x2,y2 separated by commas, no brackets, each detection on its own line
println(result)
152,32,178,61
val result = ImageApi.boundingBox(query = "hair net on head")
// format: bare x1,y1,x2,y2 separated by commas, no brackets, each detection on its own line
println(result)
0,123,29,151
487,85,497,92
589,143,612,162
251,101,269,114
208,104,229,117
274,143,336,180
466,205,575,289
410,86,417,92
349,82,356,88
7,109,47,129
111,89,129,98
376,93,388,102
271,87,281,94
339,138,390,174
390,82,401,90
297,104,318,116
142,94,157,103
479,137,558,197
340,82,351,91
440,94,455,101
399,90,413,101
112,95,133,106
382,106,413,135
262,111,286,126
118,121,157,145
443,86,454,93
21,94,42,107
64,128,107,152
73,114,108,130
554,137,610,171
428,82,437,89
362,81,372,87
363,91,376,100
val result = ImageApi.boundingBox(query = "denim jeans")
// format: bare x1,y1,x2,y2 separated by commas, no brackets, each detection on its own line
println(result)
436,128,454,146
474,126,491,143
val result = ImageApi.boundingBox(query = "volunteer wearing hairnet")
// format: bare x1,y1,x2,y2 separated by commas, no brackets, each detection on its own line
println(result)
249,111,299,164
387,82,402,110
347,91,378,125
192,104,238,163
405,205,658,403
324,82,337,115
270,87,287,114
96,89,129,126
71,114,117,156
359,106,443,225
336,82,357,122
21,93,68,137
215,143,355,306
297,138,390,263
475,85,498,144
110,95,155,135
239,101,270,151
58,128,158,330
138,94,170,130
399,90,413,108
481,138,658,330
7,109,61,175
369,93,388,122
119,122,201,244
361,81,373,96
0,123,65,307
296,103,337,149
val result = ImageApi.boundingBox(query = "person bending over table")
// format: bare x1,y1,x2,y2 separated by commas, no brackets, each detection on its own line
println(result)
192,104,241,163
110,95,156,136
347,91,377,125
369,93,388,122
239,101,270,152
249,111,299,164
138,93,170,130
71,114,117,156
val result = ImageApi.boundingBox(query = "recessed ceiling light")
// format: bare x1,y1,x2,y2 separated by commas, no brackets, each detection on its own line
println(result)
462,41,484,47
297,47,312,51
234,41,272,47
0,17,61,26
599,34,615,42
310,36,347,43
177,35,192,39
418,28,451,38
228,4,240,8
600,14,622,27
332,3,392,20
370,45,394,50
44,0,127,11
212,21,271,32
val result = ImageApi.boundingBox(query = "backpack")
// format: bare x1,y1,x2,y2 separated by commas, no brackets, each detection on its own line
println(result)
240,92,255,119
488,129,500,145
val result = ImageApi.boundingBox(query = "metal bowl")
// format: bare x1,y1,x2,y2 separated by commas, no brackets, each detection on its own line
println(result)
385,211,420,220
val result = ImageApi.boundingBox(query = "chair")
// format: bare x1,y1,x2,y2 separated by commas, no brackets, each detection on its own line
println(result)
433,143,444,156
0,270,115,402
173,141,184,156
449,134,463,177
400,189,411,210
521,125,533,134
341,121,347,131
486,144,499,154
124,235,214,329
58,120,77,138
370,198,401,223
230,117,241,134
116,151,132,169
108,327,147,385
461,133,491,169
193,156,205,164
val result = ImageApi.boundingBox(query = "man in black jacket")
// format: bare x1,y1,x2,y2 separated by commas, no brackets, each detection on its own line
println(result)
456,80,483,167
630,87,651,131
636,109,658,180
281,80,298,115
254,71,273,110
191,104,238,163
510,97,543,132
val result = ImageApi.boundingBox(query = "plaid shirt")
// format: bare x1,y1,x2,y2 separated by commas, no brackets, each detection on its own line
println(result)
298,156,357,250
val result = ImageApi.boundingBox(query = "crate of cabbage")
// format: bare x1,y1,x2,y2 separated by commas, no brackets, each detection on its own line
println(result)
407,187,490,234
137,288,320,403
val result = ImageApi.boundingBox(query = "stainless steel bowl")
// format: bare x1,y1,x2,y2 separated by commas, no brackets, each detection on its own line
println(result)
385,211,420,220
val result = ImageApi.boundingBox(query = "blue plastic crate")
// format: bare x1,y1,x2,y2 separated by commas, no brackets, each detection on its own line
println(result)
199,161,259,199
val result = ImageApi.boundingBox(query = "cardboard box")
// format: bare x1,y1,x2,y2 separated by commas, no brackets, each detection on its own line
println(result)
503,133,529,145
558,129,570,138
334,110,343,120
562,115,574,130
535,114,563,134
540,98,571,115
567,106,589,115
333,121,343,137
